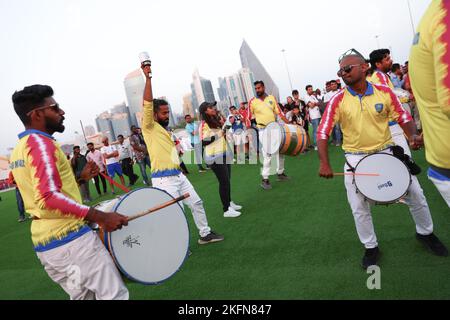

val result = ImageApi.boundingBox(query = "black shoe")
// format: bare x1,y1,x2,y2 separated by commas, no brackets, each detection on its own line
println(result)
416,233,449,257
261,179,272,190
362,247,380,269
277,173,291,182
198,231,224,245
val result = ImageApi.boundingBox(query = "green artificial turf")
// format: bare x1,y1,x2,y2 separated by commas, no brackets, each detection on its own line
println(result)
0,146,449,300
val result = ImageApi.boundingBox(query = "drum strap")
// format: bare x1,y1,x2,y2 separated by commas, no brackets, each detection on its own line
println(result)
346,159,356,173
390,146,421,176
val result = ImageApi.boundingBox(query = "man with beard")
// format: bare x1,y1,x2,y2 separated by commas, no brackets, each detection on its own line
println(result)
368,49,416,159
140,64,224,245
248,81,290,190
9,85,129,299
317,51,448,269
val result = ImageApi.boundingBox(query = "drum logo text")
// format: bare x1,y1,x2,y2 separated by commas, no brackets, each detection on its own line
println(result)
377,181,393,190
123,235,141,248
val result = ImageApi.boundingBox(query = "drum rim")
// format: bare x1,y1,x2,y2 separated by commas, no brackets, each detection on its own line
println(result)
353,152,412,205
106,186,190,286
260,122,282,155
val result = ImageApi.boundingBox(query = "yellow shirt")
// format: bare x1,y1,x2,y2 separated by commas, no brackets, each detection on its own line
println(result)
368,71,395,89
317,83,412,154
409,0,450,169
10,130,89,251
200,121,229,162
248,95,282,129
141,100,181,177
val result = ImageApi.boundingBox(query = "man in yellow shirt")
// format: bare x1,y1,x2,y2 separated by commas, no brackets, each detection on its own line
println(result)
368,49,416,160
10,85,129,300
140,63,224,245
248,81,290,190
409,0,450,208
318,51,448,269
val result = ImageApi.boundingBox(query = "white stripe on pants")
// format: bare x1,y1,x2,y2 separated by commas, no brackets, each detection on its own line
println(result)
152,174,211,238
428,175,450,208
258,130,285,180
345,152,434,249
36,231,129,300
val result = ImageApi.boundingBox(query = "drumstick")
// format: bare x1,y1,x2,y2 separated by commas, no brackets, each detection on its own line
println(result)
127,193,190,222
334,173,380,177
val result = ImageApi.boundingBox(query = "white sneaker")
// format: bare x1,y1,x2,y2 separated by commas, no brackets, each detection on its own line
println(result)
230,201,243,210
224,207,242,218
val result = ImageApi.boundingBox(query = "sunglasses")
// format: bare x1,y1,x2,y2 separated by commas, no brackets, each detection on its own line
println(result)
338,48,366,63
27,103,61,116
337,64,361,77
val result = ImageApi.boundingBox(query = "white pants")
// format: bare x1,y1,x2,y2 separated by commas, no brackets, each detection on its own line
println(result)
258,130,285,179
428,175,450,208
389,124,411,157
152,173,211,238
345,153,434,249
36,231,129,300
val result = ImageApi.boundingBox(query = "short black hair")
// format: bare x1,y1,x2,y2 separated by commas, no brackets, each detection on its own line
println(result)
117,135,124,139
254,81,265,87
369,49,391,67
229,106,237,110
392,63,401,73
12,85,54,125
292,90,299,96
292,105,300,110
73,146,80,151
330,80,338,85
325,81,331,86
305,85,313,91
87,142,94,147
184,114,192,119
153,99,169,113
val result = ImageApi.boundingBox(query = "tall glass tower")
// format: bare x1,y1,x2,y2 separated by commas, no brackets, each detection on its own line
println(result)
240,40,280,101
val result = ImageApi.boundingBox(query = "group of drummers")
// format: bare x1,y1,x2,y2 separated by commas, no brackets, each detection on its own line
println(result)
8,0,450,299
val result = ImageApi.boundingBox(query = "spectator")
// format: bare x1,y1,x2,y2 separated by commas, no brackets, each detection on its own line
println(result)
130,125,151,185
292,89,310,149
391,63,405,89
8,172,27,223
117,135,139,186
323,80,342,146
229,106,248,163
86,142,108,196
304,85,322,150
71,146,91,203
101,137,126,194
185,114,206,173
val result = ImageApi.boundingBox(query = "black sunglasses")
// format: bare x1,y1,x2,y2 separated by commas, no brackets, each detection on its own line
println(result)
338,48,366,63
337,64,362,77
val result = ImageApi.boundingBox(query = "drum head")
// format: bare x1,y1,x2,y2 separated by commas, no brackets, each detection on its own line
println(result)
260,122,282,155
354,153,411,204
107,188,189,285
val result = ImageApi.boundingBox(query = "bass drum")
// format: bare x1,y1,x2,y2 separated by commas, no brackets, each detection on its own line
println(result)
92,188,190,285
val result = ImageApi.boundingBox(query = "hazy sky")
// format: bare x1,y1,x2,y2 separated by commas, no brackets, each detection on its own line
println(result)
0,0,431,154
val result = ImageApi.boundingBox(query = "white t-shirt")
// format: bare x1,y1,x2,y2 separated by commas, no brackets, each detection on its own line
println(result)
304,94,322,120
101,145,119,165
117,140,133,161
323,90,340,104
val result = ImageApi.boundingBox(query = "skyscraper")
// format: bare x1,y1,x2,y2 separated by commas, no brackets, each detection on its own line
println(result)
84,125,96,137
191,69,216,113
240,40,280,101
111,113,132,138
238,68,256,103
182,93,195,117
225,74,246,107
95,112,115,141
124,69,145,127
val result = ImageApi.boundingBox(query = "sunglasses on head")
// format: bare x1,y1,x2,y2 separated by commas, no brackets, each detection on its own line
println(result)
27,103,61,116
338,48,366,63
